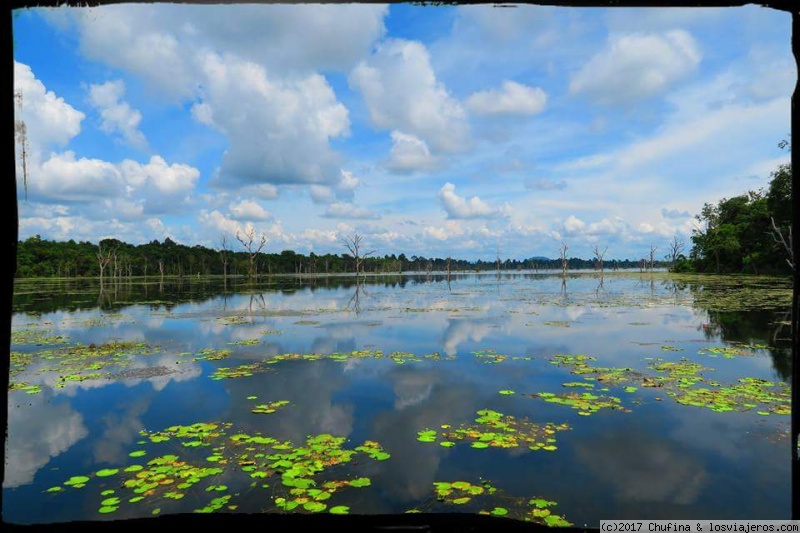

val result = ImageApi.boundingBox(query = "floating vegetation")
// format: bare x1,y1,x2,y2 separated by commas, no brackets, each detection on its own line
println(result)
529,391,630,416
294,320,321,325
550,353,790,416
498,390,516,395
9,340,160,391
661,345,684,352
698,343,768,358
543,321,570,327
227,339,260,346
209,362,273,380
46,420,391,517
664,377,790,414
11,328,70,346
193,348,232,361
550,354,642,385
251,400,290,414
389,351,423,364
141,422,230,446
9,382,42,394
562,382,594,389
472,349,508,364
215,315,252,326
417,410,569,451
260,330,282,335
416,479,572,527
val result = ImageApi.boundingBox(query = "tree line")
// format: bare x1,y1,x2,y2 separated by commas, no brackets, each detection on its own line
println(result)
15,231,668,280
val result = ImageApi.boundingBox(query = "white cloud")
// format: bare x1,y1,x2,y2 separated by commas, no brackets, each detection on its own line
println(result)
14,61,85,158
120,155,199,196
33,151,124,201
438,182,510,220
88,80,147,148
198,53,350,188
310,170,361,203
310,185,336,204
321,203,381,220
569,30,701,105
466,80,547,116
563,214,586,235
65,3,387,97
229,199,272,221
386,131,438,172
349,38,469,153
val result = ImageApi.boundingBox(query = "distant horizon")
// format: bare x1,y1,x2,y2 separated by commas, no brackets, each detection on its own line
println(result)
13,3,792,262
17,233,676,266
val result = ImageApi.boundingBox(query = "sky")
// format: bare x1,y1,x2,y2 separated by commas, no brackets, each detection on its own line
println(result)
11,2,795,262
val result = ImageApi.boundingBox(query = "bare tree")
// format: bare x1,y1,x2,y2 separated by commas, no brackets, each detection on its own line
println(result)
342,232,376,277
666,235,685,268
649,244,658,272
14,90,29,200
96,243,115,282
219,234,230,279
770,217,794,270
559,241,569,275
237,227,268,280
591,244,608,273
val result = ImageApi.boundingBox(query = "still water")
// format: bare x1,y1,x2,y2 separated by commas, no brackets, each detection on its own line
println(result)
3,272,793,526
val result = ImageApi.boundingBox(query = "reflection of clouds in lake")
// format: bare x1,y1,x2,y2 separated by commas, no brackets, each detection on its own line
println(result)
565,305,591,321
667,407,788,470
92,396,151,465
14,350,202,396
122,353,202,391
4,394,88,488
369,371,479,503
442,316,506,356
222,359,355,445
392,369,438,410
574,425,706,505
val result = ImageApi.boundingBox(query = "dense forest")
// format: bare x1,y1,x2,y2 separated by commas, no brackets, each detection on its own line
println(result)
681,160,793,275
14,234,661,279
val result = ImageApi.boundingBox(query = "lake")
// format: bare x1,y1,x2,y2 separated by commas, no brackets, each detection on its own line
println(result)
3,271,794,527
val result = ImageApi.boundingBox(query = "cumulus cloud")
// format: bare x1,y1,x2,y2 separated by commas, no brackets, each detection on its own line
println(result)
438,183,510,220
229,199,272,221
64,3,387,98
309,170,362,204
14,61,85,157
198,53,350,188
466,80,547,116
349,38,469,153
569,30,701,105
386,131,438,172
563,214,586,235
32,151,124,201
120,155,199,196
88,80,147,148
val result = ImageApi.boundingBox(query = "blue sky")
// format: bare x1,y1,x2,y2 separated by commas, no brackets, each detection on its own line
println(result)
12,3,794,261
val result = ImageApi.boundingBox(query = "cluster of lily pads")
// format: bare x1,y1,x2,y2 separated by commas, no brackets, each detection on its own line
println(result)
417,409,570,451
409,479,571,527
8,339,160,393
546,353,790,416
45,420,392,517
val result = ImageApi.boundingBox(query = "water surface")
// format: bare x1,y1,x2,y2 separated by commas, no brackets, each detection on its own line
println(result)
4,272,793,526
